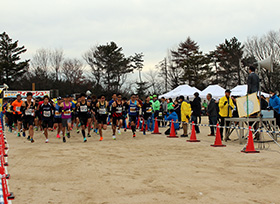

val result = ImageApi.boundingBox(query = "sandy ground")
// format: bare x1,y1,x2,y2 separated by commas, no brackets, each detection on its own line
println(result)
5,116,280,204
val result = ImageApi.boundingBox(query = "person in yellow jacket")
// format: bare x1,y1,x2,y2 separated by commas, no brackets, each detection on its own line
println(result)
180,95,192,137
218,89,235,140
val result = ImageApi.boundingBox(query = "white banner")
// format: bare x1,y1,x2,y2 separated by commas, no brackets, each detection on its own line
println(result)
4,91,50,98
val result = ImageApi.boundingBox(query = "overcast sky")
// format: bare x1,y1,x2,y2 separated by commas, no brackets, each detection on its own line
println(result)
1,0,280,72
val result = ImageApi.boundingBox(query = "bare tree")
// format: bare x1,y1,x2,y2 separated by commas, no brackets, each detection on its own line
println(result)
83,46,102,85
31,48,50,78
144,69,164,95
50,48,64,81
62,58,85,85
244,29,280,92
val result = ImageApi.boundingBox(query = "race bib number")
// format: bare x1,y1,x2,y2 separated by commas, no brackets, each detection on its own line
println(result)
16,106,21,112
147,107,152,113
25,109,34,116
130,107,136,113
80,106,87,112
55,111,61,117
99,108,107,115
116,107,122,114
43,111,51,117
159,112,163,117
64,110,71,116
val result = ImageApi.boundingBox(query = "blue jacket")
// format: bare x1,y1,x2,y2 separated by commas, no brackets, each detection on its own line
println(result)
166,111,180,130
269,95,280,114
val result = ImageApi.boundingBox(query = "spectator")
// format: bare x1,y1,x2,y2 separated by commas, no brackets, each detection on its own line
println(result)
180,95,192,137
218,89,235,140
268,91,280,127
161,97,168,127
202,100,208,115
165,109,180,135
190,92,201,134
206,93,217,136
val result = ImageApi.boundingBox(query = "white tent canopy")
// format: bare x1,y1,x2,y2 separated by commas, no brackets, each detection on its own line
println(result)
159,84,201,99
200,84,225,99
231,85,269,98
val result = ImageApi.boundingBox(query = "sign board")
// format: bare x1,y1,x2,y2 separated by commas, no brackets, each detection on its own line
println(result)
3,91,50,98
236,92,260,117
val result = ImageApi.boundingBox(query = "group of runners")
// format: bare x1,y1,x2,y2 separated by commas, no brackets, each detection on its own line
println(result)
3,92,163,143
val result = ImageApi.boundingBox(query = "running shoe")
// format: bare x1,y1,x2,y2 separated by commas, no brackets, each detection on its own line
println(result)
96,131,99,135
45,139,49,143
23,132,26,137
27,136,31,141
143,131,146,135
133,133,136,138
112,135,116,140
77,129,80,134
56,134,61,139
117,130,121,135
63,137,66,143
99,136,103,141
87,134,91,138
30,138,35,143
124,128,127,132
83,137,87,142
9,128,12,133
67,132,70,138
17,132,20,137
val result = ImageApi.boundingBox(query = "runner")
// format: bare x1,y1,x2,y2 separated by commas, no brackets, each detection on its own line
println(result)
11,94,23,137
35,97,44,131
53,97,63,138
96,95,109,141
39,95,54,143
22,92,36,143
75,96,81,134
86,96,93,137
70,95,76,130
111,93,123,140
107,93,117,125
60,95,73,143
127,94,140,137
76,93,91,142
142,96,153,135
90,95,98,134
122,97,129,131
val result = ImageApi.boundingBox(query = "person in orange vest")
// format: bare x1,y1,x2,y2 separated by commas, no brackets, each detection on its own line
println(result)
11,94,24,137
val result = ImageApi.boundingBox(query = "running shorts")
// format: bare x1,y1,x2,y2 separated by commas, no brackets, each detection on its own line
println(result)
53,117,62,124
42,119,53,129
112,116,122,125
62,118,71,127
129,115,137,123
97,115,107,124
23,116,34,129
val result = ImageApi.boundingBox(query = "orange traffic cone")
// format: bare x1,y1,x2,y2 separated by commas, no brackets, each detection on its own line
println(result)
187,122,200,142
242,126,259,153
211,124,226,147
152,118,161,134
167,119,178,138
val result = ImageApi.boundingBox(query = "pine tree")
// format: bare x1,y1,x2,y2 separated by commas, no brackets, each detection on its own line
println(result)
0,32,29,86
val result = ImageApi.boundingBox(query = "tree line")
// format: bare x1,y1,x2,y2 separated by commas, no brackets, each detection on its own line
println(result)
0,30,279,98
